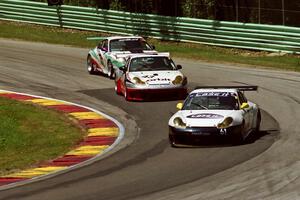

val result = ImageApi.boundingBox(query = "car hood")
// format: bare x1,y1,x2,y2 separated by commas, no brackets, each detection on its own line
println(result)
129,71,183,85
170,110,243,127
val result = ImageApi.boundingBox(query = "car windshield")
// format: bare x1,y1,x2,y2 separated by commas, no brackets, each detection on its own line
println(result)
110,38,152,52
183,92,239,110
129,57,176,72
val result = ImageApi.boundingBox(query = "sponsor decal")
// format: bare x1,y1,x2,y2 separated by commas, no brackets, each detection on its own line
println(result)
142,74,158,79
186,113,223,119
195,92,236,97
138,74,171,83
147,78,171,82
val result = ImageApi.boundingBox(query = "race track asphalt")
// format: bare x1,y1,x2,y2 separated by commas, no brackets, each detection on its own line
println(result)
0,39,299,200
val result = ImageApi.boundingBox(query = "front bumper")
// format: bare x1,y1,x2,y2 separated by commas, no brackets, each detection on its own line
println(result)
126,87,187,101
169,125,243,145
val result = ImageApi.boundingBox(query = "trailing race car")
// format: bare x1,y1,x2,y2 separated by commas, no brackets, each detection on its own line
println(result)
168,86,261,146
87,36,156,79
114,53,188,101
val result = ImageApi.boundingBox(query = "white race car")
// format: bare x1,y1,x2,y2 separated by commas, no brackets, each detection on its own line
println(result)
87,36,156,79
114,53,188,101
168,86,261,146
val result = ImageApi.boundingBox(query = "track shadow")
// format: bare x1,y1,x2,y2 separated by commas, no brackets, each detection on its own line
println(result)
79,88,279,148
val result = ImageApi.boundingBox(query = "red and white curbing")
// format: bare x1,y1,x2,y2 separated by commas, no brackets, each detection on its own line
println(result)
0,89,124,188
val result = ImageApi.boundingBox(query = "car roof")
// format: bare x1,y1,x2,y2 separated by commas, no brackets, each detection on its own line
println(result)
190,88,238,94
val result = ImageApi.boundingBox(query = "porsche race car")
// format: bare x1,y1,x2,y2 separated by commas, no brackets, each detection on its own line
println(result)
114,53,188,101
87,36,156,79
168,86,261,146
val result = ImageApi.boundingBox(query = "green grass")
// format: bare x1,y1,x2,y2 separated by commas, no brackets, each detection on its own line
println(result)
1,20,300,72
0,97,84,176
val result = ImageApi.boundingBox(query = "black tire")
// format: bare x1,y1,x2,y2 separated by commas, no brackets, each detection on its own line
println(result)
87,55,96,75
107,61,115,79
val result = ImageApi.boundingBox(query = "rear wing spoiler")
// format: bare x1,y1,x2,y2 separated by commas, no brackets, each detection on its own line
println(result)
86,36,108,41
86,35,141,41
194,85,258,91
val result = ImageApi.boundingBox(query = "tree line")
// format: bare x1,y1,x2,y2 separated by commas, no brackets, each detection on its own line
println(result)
35,0,300,26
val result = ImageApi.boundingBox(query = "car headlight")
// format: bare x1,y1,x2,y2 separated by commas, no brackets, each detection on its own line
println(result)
173,117,186,128
132,77,145,85
172,76,183,85
217,117,233,129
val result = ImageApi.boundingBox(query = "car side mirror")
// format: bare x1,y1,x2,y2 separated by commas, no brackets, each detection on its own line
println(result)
176,103,183,110
240,102,249,109
176,65,182,70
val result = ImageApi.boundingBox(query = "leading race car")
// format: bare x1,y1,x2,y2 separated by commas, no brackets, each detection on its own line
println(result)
87,36,156,79
168,86,261,146
114,53,188,101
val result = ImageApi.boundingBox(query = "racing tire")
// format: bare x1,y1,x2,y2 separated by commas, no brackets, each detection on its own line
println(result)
107,61,115,80
87,55,96,75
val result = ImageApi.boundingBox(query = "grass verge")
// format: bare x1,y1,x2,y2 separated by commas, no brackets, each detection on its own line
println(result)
0,97,84,176
1,20,300,72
